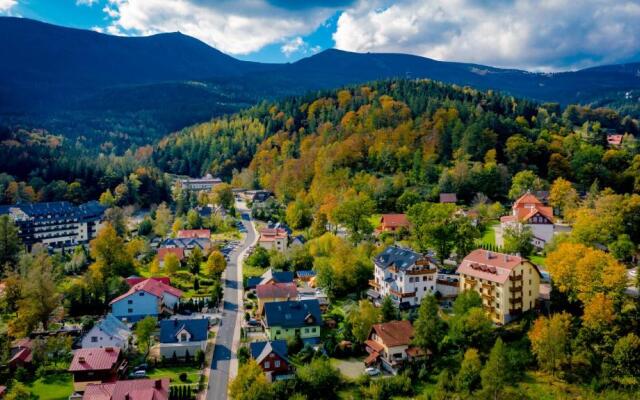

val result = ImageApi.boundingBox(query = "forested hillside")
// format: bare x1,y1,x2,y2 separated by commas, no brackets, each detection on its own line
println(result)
155,79,640,210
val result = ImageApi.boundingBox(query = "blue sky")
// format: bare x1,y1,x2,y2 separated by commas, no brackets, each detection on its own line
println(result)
2,0,640,70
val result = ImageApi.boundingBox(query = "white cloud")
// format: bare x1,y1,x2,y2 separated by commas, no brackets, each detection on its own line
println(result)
76,0,99,6
281,37,306,57
0,0,17,13
103,0,339,55
91,26,105,33
333,0,640,71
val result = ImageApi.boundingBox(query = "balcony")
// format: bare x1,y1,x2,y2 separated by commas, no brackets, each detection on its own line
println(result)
368,279,380,289
390,288,416,298
510,285,522,293
509,308,523,315
482,305,494,313
465,277,477,286
482,293,494,301
510,274,523,282
510,298,522,307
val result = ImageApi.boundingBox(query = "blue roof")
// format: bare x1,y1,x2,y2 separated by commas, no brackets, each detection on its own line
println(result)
249,340,288,363
263,299,322,329
246,277,263,289
0,201,105,221
296,270,316,278
96,314,131,340
159,318,209,343
246,269,294,289
375,246,422,271
162,238,210,249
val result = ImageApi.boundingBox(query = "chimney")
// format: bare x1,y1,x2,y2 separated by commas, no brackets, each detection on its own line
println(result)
78,356,86,363
155,379,163,389
504,254,510,262
486,251,492,259
105,347,113,352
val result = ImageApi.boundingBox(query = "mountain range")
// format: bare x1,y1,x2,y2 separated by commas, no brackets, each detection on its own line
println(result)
1,17,639,149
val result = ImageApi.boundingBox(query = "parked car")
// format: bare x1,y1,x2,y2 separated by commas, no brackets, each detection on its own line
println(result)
130,370,147,378
365,367,381,376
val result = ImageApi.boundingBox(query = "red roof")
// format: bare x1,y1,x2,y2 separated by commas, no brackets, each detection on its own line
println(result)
439,193,457,203
9,338,33,366
510,193,554,223
256,282,298,299
176,229,210,239
607,134,623,145
456,249,524,284
126,276,171,287
83,379,169,400
379,214,409,229
109,278,183,305
157,247,185,262
370,320,414,347
0,386,6,397
69,347,121,372
259,228,288,242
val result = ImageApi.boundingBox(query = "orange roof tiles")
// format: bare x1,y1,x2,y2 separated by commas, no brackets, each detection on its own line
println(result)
370,320,414,347
176,229,210,239
157,247,185,262
256,282,298,299
69,347,121,372
456,249,524,284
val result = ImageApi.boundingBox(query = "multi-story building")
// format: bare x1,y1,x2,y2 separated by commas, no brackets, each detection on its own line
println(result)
178,174,222,192
368,246,438,307
258,228,288,252
0,201,106,250
364,320,425,375
456,249,542,324
499,192,555,249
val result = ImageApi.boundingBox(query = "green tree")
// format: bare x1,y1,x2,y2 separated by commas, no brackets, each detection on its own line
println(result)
502,224,534,256
528,313,571,376
456,348,482,394
380,295,398,322
310,212,328,238
245,246,270,269
99,189,116,207
212,183,234,209
480,338,509,400
295,358,341,400
163,252,180,275
0,215,21,275
186,209,202,229
285,195,313,229
408,202,457,262
205,251,227,278
229,360,273,400
135,316,157,358
5,382,31,400
508,170,546,200
412,295,446,354
188,246,204,274
332,191,375,243
347,300,380,343
611,333,640,386
153,202,173,237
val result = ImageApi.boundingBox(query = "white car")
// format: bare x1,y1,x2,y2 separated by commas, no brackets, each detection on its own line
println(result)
365,367,381,376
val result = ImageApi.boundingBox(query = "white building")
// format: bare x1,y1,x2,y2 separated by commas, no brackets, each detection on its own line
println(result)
178,174,222,192
499,192,555,249
368,246,438,307
81,314,132,350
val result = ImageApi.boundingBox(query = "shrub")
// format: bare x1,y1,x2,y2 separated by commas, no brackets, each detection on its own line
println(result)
179,372,188,382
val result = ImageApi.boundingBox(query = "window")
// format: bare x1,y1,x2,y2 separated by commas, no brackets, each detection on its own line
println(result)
91,336,98,343
128,300,133,304
423,276,427,281
128,308,133,313
139,292,145,296
264,361,270,368
275,360,281,368
276,330,281,335
181,333,188,342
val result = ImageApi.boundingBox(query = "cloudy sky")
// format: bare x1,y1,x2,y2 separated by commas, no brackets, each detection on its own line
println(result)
3,0,640,71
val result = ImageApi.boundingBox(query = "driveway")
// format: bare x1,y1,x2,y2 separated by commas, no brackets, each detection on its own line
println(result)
206,200,257,400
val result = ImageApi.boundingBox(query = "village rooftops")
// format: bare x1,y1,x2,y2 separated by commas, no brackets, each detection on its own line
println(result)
369,320,415,347
176,229,211,239
256,282,298,299
501,192,554,223
159,318,209,343
69,347,121,372
456,249,526,284
125,276,171,286
259,228,288,241
263,299,322,329
250,340,289,364
374,246,433,271
157,247,185,262
109,278,183,305
83,378,169,400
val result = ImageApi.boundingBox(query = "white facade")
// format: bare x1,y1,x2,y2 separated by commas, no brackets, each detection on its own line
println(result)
81,314,131,350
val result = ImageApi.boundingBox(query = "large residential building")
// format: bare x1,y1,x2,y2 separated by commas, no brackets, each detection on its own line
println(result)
178,174,222,192
456,249,542,324
262,299,322,344
159,318,209,359
80,314,132,350
110,278,183,322
499,192,555,249
364,320,425,375
83,378,169,400
258,227,288,252
0,201,106,250
368,246,438,307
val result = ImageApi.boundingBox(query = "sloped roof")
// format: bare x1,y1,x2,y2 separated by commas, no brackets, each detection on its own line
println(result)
256,282,298,299
126,276,171,287
83,378,169,400
380,214,410,227
161,238,210,249
159,318,209,344
510,192,554,223
110,278,183,305
263,300,322,329
176,229,210,239
439,193,457,203
370,320,414,347
374,246,421,271
249,340,288,364
69,347,121,372
94,314,131,341
157,247,185,262
456,249,524,284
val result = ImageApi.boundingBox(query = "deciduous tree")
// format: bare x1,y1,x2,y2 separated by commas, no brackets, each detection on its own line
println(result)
528,312,571,376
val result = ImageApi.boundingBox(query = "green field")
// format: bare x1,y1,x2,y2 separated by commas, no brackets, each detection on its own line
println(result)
28,373,74,400
480,222,499,246
147,365,202,387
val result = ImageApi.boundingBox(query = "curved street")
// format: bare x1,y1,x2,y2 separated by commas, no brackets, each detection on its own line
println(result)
206,199,256,400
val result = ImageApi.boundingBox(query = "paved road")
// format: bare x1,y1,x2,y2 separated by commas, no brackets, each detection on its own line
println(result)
207,201,256,400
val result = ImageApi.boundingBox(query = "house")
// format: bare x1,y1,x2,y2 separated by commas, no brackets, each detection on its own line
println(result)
159,318,209,359
607,134,624,147
83,378,169,400
258,228,288,252
435,273,459,300
241,190,272,203
81,314,132,350
178,174,222,192
297,286,330,313
375,214,410,234
456,249,542,324
289,235,305,247
110,278,183,322
8,338,33,369
364,320,425,375
439,193,457,204
161,237,211,256
249,340,292,381
295,270,316,282
125,276,171,287
368,246,438,307
0,201,105,251
176,229,211,239
262,299,322,344
157,248,185,267
69,347,125,392
256,282,298,315
246,269,294,289
499,192,555,249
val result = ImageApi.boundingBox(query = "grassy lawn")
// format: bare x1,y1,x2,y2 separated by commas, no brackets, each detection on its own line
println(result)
330,357,366,380
529,255,546,267
243,264,268,281
147,365,202,386
28,373,74,400
480,221,499,246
